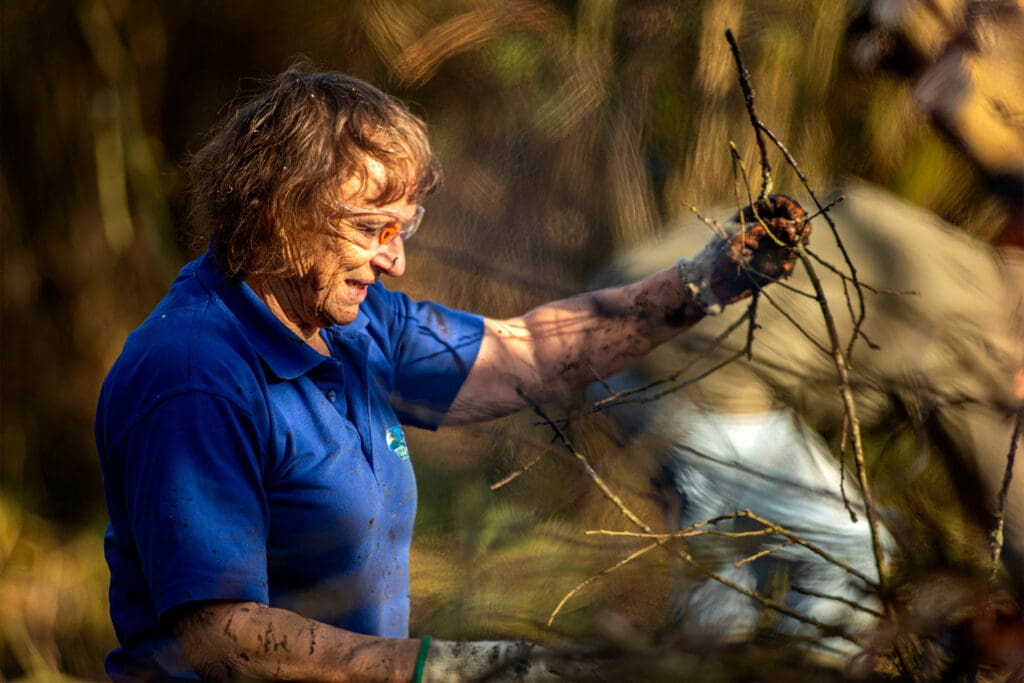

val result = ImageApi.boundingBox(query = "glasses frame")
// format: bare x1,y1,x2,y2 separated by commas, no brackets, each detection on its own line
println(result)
333,203,425,246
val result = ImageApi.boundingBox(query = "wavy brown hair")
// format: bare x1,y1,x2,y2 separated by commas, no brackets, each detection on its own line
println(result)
187,62,441,281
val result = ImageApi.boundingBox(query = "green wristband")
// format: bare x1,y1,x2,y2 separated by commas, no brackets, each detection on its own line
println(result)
411,635,431,683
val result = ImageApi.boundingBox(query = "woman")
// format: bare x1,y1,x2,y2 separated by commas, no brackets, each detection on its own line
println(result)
95,64,801,681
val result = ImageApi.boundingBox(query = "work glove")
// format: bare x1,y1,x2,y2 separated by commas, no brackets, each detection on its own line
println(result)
417,638,604,682
678,194,810,314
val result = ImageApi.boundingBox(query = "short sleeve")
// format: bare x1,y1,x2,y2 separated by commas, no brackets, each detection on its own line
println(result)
381,292,485,429
120,391,270,618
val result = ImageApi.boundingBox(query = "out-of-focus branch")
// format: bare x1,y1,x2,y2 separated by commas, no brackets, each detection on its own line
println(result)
989,408,1023,586
547,540,663,626
722,32,892,613
588,507,880,590
519,389,652,534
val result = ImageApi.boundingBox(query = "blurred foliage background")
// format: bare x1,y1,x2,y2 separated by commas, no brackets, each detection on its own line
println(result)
1,0,1020,680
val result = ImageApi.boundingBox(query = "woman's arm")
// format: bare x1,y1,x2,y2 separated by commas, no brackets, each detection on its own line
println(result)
445,195,808,425
444,266,704,424
173,601,419,683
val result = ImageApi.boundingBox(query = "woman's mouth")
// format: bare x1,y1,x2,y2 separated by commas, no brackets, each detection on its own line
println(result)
345,279,370,300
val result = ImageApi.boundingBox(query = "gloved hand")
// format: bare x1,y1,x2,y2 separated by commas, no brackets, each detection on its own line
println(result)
678,194,810,314
418,638,603,682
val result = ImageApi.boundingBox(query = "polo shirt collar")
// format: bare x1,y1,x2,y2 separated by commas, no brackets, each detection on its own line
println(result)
195,251,368,380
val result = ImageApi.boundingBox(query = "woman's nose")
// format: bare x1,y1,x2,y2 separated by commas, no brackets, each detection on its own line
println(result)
370,237,405,277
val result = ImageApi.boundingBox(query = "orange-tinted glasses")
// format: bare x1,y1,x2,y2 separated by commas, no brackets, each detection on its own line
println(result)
336,204,425,246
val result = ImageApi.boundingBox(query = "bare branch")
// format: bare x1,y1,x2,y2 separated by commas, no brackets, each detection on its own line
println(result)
675,547,863,648
733,510,879,588
989,408,1023,585
725,29,772,202
518,389,652,533
757,287,833,357
490,453,545,491
547,541,663,626
734,540,795,568
790,584,886,619
754,125,869,364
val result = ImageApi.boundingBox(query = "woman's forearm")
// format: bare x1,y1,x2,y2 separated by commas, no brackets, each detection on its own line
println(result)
445,266,704,424
517,267,704,400
174,601,419,682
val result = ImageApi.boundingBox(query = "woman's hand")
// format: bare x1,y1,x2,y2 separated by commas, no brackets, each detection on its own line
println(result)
678,194,811,314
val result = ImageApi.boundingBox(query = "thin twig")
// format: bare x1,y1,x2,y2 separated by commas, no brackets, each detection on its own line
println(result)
838,413,858,523
519,389,652,533
754,125,868,364
575,525,866,643
588,507,879,589
757,287,833,357
729,141,758,212
791,584,886,619
794,249,890,594
804,246,919,297
802,194,846,223
627,349,747,405
745,291,759,361
735,509,878,588
490,453,545,490
722,32,906,657
547,540,663,626
725,29,772,202
587,526,774,541
589,305,756,411
989,407,1023,585
734,540,795,568
684,202,726,236
675,547,863,647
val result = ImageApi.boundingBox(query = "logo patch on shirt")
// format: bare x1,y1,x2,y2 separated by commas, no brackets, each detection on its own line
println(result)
385,425,410,460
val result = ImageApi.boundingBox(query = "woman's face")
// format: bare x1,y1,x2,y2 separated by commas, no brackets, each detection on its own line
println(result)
286,161,416,328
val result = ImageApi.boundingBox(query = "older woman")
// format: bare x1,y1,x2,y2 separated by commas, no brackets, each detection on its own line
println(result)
95,65,800,681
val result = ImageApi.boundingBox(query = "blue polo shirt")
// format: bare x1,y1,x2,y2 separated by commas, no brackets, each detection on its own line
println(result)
96,252,483,681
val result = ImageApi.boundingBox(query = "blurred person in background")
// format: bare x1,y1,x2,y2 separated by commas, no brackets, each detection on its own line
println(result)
596,180,1020,662
94,63,805,682
593,0,1024,669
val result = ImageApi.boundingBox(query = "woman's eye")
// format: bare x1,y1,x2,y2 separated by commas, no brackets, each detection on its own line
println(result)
354,222,384,236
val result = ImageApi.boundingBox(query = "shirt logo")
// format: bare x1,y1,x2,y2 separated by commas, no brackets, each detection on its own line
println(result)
385,425,410,460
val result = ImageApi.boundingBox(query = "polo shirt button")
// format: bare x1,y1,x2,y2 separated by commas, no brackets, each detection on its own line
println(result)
326,389,337,402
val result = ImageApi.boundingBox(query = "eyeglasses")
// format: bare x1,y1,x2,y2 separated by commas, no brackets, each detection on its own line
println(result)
334,204,425,246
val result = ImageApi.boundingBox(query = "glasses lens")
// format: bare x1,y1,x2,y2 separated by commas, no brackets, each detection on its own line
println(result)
401,206,425,241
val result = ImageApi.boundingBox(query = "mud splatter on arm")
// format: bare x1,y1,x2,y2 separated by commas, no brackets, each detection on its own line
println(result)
445,266,705,424
173,601,419,682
